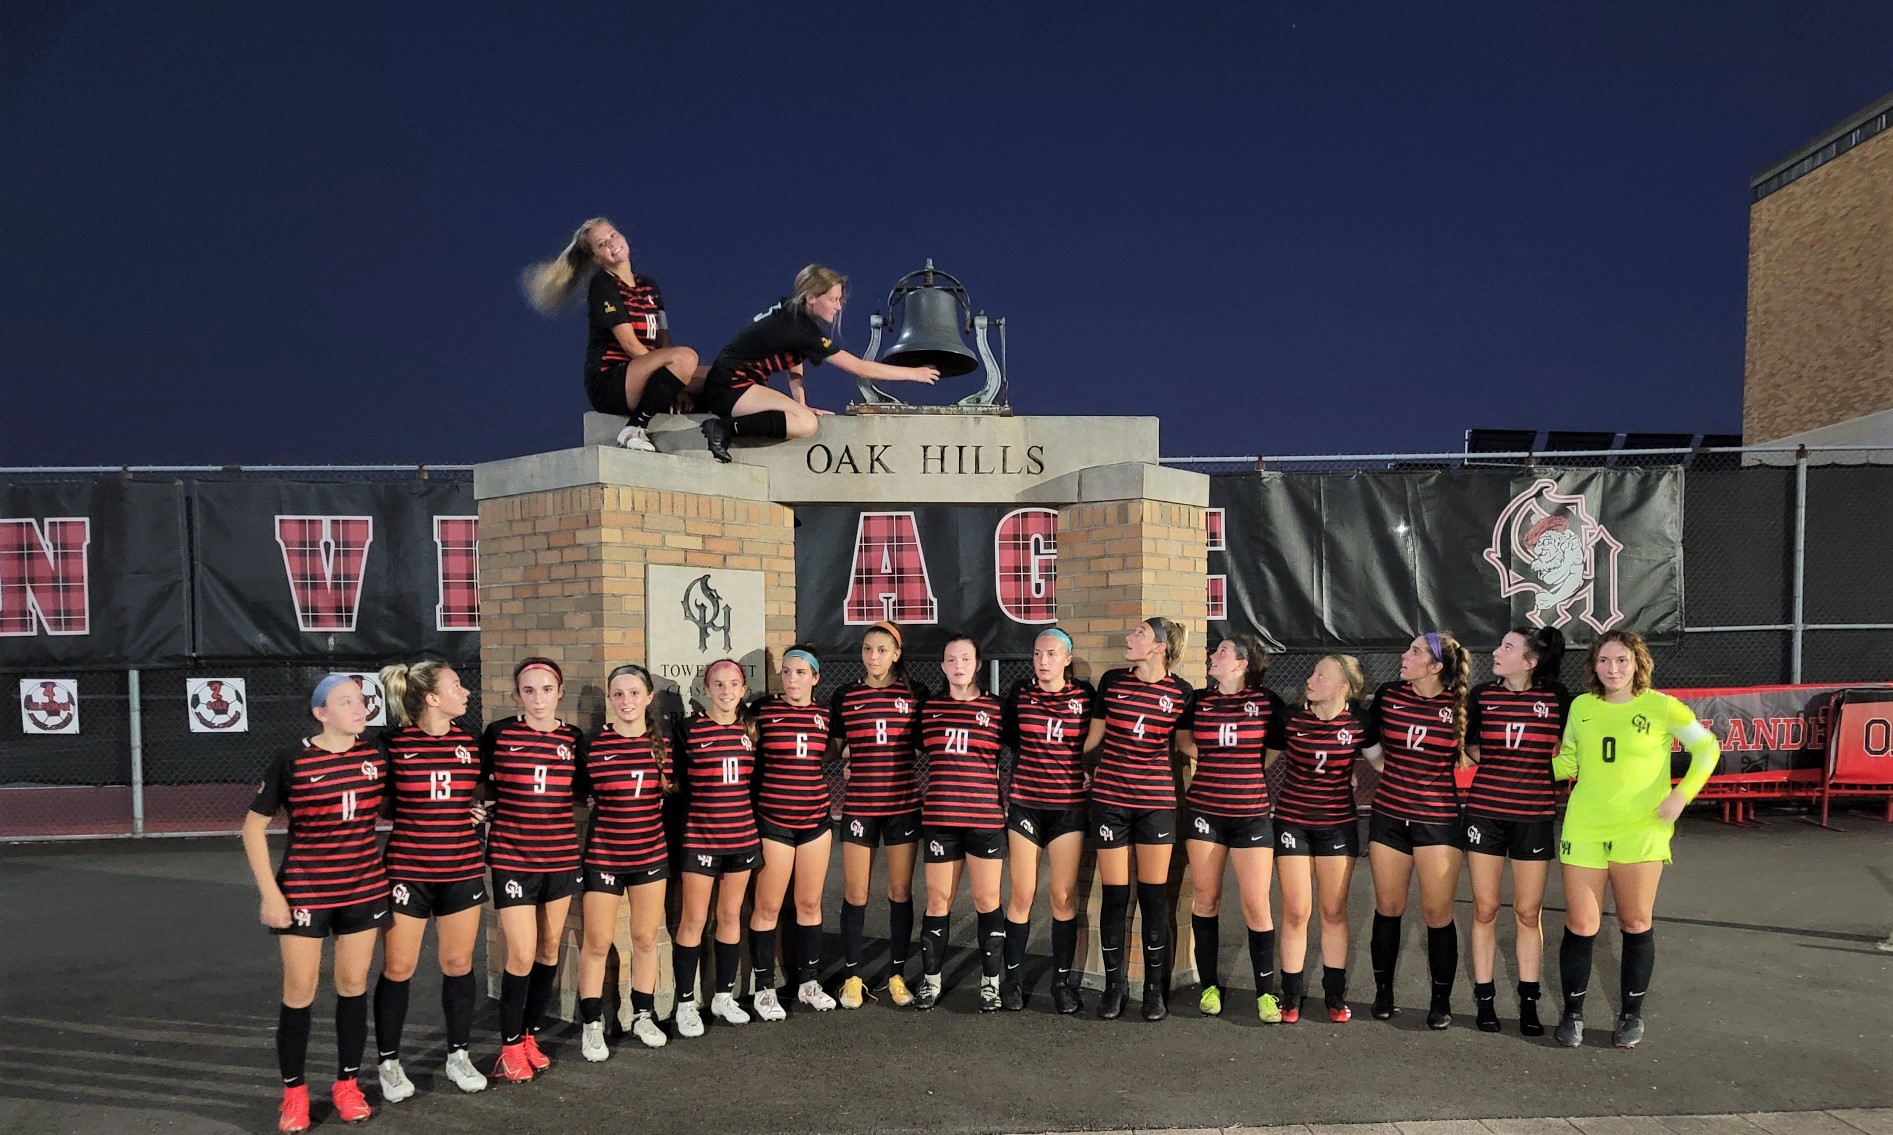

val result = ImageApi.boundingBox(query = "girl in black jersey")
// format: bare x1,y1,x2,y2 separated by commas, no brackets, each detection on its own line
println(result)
373,660,489,1101
1271,654,1380,1023
1464,627,1568,1035
1083,616,1194,1022
576,665,674,1060
1365,632,1474,1029
671,660,764,1038
1175,636,1288,1023
748,646,840,1018
524,218,704,451
241,674,388,1133
1001,628,1097,1014
913,634,1011,1012
695,265,941,461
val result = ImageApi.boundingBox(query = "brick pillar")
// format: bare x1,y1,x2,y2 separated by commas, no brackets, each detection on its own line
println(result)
1050,464,1210,994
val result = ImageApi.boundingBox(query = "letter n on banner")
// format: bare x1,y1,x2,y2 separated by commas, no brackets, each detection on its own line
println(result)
434,516,480,631
276,516,373,632
843,512,938,624
995,508,1057,624
0,518,91,636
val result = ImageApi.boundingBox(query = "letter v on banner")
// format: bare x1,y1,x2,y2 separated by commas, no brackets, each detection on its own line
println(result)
843,511,938,624
0,517,92,636
275,516,373,632
433,516,479,631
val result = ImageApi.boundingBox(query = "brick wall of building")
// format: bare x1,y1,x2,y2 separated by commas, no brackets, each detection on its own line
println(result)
1054,497,1210,689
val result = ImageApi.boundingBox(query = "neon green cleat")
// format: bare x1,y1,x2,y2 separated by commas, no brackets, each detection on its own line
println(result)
1199,985,1223,1016
1257,993,1283,1023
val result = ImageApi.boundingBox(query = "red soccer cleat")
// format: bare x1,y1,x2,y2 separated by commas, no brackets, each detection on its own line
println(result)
330,1078,372,1124
492,1042,536,1083
277,1084,311,1133
1281,1000,1301,1024
1327,1001,1352,1023
521,1033,552,1071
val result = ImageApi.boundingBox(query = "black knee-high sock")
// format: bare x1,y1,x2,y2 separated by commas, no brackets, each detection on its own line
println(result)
579,996,604,1024
373,976,409,1062
1371,912,1402,992
1620,929,1655,1016
1192,914,1221,988
631,988,655,1015
920,913,951,976
442,972,475,1052
1427,923,1458,1005
888,899,915,972
751,927,779,990
500,971,529,1045
1003,918,1030,982
1248,927,1277,995
523,961,559,1035
335,993,367,1081
795,920,823,983
714,939,741,994
673,943,702,1005
1560,929,1596,1016
841,902,867,977
730,410,788,439
629,367,685,427
978,908,1005,979
1282,969,1306,1008
276,1003,312,1088
1100,884,1130,985
1137,882,1170,981
1051,916,1078,987
1322,965,1348,1005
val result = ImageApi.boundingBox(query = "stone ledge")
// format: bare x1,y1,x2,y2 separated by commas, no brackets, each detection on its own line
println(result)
1022,461,1210,507
474,445,771,502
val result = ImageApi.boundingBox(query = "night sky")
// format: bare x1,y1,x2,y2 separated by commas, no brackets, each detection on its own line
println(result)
4,3,1890,467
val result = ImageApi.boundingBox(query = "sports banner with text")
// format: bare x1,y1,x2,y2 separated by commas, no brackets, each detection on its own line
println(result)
1673,683,1890,779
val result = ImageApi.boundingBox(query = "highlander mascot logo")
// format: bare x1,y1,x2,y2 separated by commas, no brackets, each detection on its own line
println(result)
681,574,734,652
1483,479,1624,635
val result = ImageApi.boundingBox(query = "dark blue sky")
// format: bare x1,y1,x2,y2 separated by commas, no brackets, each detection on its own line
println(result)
4,3,1890,466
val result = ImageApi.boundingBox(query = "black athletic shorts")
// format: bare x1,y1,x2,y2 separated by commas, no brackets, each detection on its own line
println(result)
681,845,763,877
1186,812,1274,848
697,378,751,420
840,811,921,848
1274,820,1359,858
1090,804,1176,849
491,867,583,909
582,862,670,894
1006,804,1088,848
586,362,633,416
922,825,1006,863
389,877,486,919
274,896,391,939
1369,810,1467,855
1462,814,1556,861
759,817,833,847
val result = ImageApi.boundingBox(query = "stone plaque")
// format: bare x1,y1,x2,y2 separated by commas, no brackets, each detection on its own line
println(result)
645,564,768,705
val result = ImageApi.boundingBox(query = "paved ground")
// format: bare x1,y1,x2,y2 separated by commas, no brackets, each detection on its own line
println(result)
2,816,1889,1135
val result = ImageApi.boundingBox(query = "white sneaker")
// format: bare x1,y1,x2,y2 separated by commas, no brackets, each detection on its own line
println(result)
709,991,751,1025
616,425,657,452
580,1020,608,1062
674,999,705,1038
631,1009,668,1048
752,988,787,1022
797,979,837,1012
443,1049,487,1094
377,1058,415,1103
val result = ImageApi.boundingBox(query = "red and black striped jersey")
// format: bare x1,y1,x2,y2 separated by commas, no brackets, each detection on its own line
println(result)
1274,704,1378,827
1368,681,1464,822
586,271,666,376
678,715,759,854
581,728,668,874
249,739,390,910
1182,687,1288,818
830,680,925,816
481,718,586,873
1089,668,1194,810
380,724,484,883
919,692,1007,828
752,695,834,829
706,300,841,392
1002,679,1096,809
1466,680,1570,819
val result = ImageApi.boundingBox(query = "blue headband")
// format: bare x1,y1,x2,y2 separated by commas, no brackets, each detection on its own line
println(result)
784,648,820,673
311,673,354,709
1037,628,1074,652
1424,632,1443,661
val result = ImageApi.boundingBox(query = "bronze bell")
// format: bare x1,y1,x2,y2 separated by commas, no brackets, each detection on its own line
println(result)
882,273,981,377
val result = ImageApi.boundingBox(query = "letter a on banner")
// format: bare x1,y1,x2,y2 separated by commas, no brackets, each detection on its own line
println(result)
275,516,374,632
994,508,1057,624
844,511,938,624
433,516,480,631
0,518,92,636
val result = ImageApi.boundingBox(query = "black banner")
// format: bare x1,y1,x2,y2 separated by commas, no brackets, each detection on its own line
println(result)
1210,468,1683,651
0,480,191,667
191,481,478,662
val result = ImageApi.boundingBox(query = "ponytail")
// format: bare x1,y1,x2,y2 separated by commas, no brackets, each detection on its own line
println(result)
1516,625,1567,689
522,217,614,314
1427,631,1473,755
379,659,451,728
1146,616,1188,669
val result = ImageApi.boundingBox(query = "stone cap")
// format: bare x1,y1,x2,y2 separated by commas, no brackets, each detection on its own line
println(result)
474,445,771,501
1019,461,1209,507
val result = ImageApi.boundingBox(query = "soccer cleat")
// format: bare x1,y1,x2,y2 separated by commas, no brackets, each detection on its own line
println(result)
797,980,837,1012
444,1049,488,1093
709,991,751,1025
999,978,1025,1011
1476,997,1502,1033
1518,998,1545,1037
700,418,734,463
673,1000,705,1039
1371,986,1396,1020
978,977,1003,1013
520,1032,551,1071
615,425,657,452
1612,1013,1645,1049
330,1078,372,1124
1326,996,1352,1023
912,975,940,1011
753,988,787,1022
1051,981,1081,1015
580,1020,609,1062
1199,984,1223,1016
838,975,867,1010
1142,981,1169,1022
277,1085,311,1133
491,1042,535,1083
630,1010,668,1048
1281,998,1302,1024
1427,1000,1453,1030
1257,993,1283,1024
1097,982,1127,1020
884,974,914,1007
1554,1011,1585,1048
377,1058,415,1103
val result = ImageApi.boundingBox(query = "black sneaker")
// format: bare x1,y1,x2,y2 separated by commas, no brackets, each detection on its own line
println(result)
999,978,1025,1012
1051,981,1081,1015
1611,1013,1644,1049
911,978,939,1011
1518,998,1545,1037
1142,982,1168,1022
1097,983,1127,1020
978,980,1003,1014
700,417,734,463
1554,1011,1584,1048
1371,986,1396,1020
1475,997,1501,1033
1426,999,1452,1030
